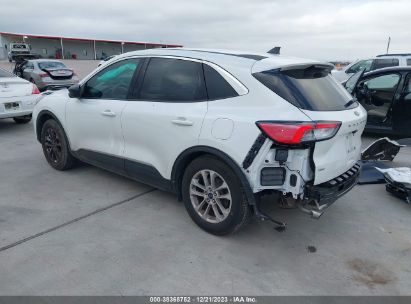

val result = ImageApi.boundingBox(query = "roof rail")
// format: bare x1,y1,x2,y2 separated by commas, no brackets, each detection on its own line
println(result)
376,53,411,57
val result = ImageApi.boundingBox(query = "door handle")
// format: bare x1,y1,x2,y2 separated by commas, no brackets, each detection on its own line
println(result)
101,109,116,117
171,118,194,126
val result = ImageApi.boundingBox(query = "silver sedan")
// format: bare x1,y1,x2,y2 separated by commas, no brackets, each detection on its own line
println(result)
15,59,79,91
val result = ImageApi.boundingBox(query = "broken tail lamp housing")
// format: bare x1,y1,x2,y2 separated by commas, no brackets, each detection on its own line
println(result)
256,121,341,145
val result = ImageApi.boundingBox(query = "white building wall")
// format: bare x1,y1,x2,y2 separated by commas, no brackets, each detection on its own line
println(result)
62,40,94,59
27,37,62,59
95,41,122,59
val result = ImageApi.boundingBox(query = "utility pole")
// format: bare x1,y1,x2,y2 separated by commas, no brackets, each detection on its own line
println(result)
386,36,391,54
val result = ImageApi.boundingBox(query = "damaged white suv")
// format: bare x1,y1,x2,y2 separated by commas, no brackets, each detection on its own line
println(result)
33,48,367,235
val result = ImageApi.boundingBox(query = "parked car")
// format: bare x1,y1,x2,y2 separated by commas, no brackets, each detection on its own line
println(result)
332,53,411,83
14,59,79,91
0,67,41,123
33,48,366,235
345,66,411,136
98,55,117,67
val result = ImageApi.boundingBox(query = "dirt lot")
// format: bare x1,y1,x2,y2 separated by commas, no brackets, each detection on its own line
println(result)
0,60,410,295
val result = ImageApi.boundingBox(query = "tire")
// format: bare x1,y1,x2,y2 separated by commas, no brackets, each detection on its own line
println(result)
182,155,251,235
13,115,32,124
40,119,75,171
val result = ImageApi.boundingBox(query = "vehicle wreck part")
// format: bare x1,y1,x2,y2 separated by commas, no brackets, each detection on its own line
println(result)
358,160,393,185
396,138,411,146
376,167,411,203
242,133,266,169
252,192,286,232
361,137,404,161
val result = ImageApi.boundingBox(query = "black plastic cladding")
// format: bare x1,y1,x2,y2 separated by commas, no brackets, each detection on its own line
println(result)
242,133,267,169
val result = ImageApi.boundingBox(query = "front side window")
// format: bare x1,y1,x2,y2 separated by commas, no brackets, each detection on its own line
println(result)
371,58,399,70
346,60,373,74
139,58,206,102
203,64,238,100
82,59,140,99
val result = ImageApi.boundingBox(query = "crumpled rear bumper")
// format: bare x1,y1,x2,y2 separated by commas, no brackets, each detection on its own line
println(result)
304,162,361,207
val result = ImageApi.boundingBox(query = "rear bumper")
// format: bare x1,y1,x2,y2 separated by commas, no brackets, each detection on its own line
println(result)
304,162,361,206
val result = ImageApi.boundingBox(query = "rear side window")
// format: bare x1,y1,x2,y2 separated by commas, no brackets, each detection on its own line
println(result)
253,66,355,111
407,59,411,66
139,58,206,102
371,58,399,70
203,64,238,100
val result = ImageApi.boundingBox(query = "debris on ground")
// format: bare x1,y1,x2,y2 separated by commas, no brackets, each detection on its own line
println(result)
361,137,404,161
376,167,411,203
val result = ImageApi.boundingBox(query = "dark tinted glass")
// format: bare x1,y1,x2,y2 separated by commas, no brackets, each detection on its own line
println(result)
407,59,411,66
203,64,238,100
83,59,140,99
139,58,206,102
253,66,355,111
372,59,399,70
0,68,13,77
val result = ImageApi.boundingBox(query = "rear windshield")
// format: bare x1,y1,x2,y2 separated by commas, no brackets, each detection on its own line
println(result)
0,68,13,77
38,61,66,69
253,66,356,111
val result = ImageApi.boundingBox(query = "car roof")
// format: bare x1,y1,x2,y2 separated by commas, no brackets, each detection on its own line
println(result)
364,66,411,76
118,48,332,72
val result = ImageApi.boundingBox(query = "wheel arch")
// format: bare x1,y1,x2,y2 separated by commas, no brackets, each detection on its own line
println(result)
36,110,64,142
171,146,256,205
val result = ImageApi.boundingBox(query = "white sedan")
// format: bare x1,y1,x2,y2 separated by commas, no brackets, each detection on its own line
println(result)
0,67,41,123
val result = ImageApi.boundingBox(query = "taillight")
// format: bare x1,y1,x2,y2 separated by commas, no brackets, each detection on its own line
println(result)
256,121,341,144
32,84,40,94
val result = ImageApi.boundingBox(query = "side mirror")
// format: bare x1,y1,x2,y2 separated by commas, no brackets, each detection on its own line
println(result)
68,84,81,98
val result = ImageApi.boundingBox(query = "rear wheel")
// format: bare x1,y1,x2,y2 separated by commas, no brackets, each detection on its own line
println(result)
40,119,75,170
13,115,32,124
182,156,251,235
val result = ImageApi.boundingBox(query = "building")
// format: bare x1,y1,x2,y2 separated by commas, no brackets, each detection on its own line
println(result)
0,31,182,60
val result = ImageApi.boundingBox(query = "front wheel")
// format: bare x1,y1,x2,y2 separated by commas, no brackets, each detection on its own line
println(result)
40,119,75,170
182,156,251,235
13,115,32,124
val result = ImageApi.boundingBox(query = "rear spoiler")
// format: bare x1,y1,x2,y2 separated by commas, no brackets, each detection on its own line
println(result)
252,58,334,74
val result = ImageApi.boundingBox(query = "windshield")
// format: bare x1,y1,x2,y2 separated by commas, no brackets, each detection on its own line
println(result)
38,61,67,69
253,66,357,111
0,68,14,77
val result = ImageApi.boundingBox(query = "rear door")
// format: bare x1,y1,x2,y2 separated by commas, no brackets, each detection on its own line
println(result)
392,72,411,134
122,57,208,181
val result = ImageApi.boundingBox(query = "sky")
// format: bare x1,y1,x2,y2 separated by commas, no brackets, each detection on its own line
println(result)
0,0,410,61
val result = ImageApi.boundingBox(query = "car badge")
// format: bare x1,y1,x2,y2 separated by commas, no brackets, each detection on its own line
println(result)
354,111,360,117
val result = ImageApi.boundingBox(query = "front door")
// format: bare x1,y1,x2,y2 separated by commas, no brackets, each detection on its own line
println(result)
392,72,411,135
356,72,401,128
65,58,142,171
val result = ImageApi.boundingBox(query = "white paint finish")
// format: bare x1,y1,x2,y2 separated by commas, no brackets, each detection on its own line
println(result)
66,97,127,156
211,118,234,140
301,105,367,184
121,100,207,179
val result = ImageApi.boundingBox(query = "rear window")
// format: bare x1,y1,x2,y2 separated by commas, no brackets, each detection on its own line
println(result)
38,61,66,70
253,66,356,111
371,58,399,70
0,68,13,77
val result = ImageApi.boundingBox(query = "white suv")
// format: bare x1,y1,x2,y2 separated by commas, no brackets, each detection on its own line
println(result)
33,48,367,235
332,53,411,83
